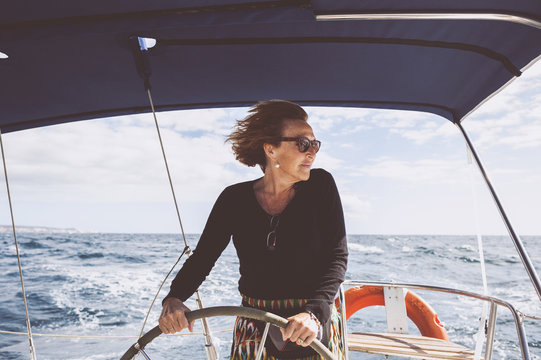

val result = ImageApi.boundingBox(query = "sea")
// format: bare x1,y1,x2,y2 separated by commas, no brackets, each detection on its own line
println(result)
0,232,540,360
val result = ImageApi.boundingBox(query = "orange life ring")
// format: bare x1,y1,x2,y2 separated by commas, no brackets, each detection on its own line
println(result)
335,285,449,341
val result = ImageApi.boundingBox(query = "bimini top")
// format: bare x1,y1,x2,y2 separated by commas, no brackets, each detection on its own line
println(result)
1,0,541,133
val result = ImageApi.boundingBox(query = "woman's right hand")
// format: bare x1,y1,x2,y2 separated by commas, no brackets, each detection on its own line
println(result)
158,298,194,334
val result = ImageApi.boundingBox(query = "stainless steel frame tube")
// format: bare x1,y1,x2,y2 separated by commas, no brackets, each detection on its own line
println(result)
456,122,541,301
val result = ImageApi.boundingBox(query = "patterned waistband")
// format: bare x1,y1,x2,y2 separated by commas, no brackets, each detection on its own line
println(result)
241,294,308,311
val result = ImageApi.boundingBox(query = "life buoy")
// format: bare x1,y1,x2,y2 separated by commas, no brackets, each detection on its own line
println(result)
335,286,449,341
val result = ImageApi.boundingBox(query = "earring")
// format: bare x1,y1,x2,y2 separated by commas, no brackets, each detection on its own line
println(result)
275,163,280,168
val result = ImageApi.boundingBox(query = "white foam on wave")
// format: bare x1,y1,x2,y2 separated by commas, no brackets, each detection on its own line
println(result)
387,236,409,243
348,243,384,253
46,261,173,330
457,244,475,251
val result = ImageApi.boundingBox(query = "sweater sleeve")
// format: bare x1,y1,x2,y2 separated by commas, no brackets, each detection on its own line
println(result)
304,171,348,324
163,187,234,303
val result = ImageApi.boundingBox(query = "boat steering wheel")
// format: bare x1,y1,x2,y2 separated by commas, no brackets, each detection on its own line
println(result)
120,306,337,360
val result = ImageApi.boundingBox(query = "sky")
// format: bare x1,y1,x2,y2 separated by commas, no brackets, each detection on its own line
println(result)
1,61,541,236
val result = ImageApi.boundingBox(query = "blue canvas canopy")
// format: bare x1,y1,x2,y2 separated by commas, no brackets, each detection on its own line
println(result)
1,0,541,133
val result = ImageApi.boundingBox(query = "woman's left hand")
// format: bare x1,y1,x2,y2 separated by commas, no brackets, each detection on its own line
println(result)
280,312,319,347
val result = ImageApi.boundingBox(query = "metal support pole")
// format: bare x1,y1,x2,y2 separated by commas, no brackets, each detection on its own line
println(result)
137,347,152,360
511,305,531,360
338,284,350,360
484,301,498,360
456,122,541,301
255,323,271,360
195,292,218,360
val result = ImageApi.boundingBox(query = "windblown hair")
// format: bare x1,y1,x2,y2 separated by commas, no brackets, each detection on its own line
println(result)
227,100,308,172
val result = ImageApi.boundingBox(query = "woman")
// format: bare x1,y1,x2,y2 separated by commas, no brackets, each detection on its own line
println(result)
159,100,348,359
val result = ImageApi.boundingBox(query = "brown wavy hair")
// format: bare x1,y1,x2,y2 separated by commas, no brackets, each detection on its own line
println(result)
227,100,308,172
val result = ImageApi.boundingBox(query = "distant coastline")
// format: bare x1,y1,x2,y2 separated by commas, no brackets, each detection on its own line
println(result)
0,225,86,234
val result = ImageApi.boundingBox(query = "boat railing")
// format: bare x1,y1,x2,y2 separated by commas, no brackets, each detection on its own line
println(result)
338,280,537,360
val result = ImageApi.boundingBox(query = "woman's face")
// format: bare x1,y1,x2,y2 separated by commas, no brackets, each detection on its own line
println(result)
270,119,318,182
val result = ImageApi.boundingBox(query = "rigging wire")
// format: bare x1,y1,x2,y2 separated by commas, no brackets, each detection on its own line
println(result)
137,89,191,338
466,144,489,360
0,129,38,360
146,88,188,249
137,87,218,360
138,245,190,338
132,38,218,359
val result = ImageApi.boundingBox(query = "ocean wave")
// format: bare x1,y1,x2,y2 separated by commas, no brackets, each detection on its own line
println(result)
348,243,384,253
459,256,479,263
77,252,105,260
0,233,539,359
19,238,50,249
115,254,146,264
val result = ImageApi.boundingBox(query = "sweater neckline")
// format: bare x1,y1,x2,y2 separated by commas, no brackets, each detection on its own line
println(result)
250,178,301,217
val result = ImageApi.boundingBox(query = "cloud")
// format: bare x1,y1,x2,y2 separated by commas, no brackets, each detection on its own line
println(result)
496,123,541,149
464,116,541,150
308,105,457,144
307,106,440,131
461,60,541,150
351,156,471,185
389,121,457,145
368,109,439,129
3,116,255,204
157,107,248,135
473,59,541,117
304,62,541,151
312,149,344,172
3,60,541,234
340,191,373,219
307,107,373,134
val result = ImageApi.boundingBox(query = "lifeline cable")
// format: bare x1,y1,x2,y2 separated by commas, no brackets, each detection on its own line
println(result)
0,129,38,360
0,328,233,339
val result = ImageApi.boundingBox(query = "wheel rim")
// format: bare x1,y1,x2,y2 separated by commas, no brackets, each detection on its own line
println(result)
120,305,337,360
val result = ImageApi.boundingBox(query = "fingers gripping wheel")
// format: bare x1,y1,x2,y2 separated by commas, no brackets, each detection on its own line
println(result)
120,306,337,360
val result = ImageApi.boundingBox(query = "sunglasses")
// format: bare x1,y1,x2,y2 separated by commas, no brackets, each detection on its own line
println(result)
279,137,321,153
266,215,279,251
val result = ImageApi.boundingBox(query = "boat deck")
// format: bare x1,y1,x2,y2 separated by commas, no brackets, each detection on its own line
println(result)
348,332,474,360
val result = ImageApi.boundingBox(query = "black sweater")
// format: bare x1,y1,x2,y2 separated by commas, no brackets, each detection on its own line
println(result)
164,168,348,325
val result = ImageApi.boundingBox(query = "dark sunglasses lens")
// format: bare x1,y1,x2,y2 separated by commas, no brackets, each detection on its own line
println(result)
297,138,311,152
312,140,321,153
297,138,320,153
